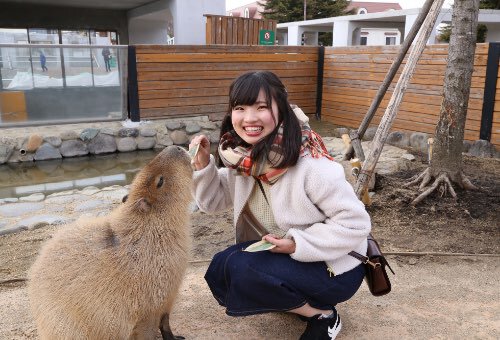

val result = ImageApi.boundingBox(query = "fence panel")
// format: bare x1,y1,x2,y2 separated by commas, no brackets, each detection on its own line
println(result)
135,45,319,121
322,44,491,144
205,15,277,46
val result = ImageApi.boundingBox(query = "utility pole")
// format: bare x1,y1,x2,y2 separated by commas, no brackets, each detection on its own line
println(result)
304,0,307,20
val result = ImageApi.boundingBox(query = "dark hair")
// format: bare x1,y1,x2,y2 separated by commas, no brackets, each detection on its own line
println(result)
217,71,302,168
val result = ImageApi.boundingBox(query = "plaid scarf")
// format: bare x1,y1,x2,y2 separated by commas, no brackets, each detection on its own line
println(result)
218,107,333,185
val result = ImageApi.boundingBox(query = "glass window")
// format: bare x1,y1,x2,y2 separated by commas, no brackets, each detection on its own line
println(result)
386,36,396,45
360,36,368,45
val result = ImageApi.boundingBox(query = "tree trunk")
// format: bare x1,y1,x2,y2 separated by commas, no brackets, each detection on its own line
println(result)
431,0,480,182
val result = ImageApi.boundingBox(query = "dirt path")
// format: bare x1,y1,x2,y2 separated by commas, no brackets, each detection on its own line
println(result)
1,141,499,339
2,255,499,339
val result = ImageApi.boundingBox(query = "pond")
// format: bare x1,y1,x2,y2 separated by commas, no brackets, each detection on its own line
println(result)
0,119,334,200
0,150,160,199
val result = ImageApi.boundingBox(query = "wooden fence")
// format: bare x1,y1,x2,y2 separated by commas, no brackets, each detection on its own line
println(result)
321,43,491,143
205,15,277,45
134,45,318,121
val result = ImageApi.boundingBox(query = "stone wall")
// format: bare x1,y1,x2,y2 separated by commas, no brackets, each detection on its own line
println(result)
0,116,222,164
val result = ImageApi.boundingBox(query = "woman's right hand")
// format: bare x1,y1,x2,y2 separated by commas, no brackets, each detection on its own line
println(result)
189,135,211,170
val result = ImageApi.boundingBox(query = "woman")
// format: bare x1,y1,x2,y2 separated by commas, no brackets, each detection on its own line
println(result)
189,71,371,339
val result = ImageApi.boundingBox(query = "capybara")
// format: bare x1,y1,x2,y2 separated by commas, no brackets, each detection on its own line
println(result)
28,145,193,340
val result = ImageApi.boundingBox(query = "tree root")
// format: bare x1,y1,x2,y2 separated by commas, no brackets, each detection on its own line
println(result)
406,169,477,206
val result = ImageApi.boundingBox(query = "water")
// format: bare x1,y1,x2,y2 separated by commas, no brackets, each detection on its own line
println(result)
0,119,336,199
0,150,160,199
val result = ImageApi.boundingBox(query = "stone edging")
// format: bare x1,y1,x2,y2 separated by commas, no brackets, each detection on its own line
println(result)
0,117,222,164
331,126,499,159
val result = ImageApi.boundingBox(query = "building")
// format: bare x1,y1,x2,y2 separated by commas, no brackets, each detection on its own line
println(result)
227,1,264,19
277,7,500,47
0,0,225,45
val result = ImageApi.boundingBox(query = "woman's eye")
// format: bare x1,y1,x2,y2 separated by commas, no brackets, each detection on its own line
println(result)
233,106,244,111
258,106,267,110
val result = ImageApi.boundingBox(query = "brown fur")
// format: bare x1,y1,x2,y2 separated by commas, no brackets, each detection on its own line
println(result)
28,146,193,340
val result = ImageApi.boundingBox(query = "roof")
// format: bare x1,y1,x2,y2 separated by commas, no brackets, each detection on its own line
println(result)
347,1,402,13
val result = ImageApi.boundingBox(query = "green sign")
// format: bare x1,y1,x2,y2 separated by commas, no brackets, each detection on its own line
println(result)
259,29,275,45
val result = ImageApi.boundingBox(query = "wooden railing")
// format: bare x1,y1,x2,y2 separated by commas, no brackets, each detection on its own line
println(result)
135,45,318,121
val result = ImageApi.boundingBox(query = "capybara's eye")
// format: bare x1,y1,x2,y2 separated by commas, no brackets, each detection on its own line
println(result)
157,176,164,188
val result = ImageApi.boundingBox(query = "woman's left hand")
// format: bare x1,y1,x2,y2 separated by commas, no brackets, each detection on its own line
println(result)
263,234,296,254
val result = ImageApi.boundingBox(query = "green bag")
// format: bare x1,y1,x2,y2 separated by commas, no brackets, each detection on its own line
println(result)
109,56,116,68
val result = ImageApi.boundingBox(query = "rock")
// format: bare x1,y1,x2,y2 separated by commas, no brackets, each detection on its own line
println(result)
7,152,34,163
0,225,28,236
166,121,184,130
208,130,221,144
100,128,117,136
409,132,429,153
462,140,473,153
60,131,79,140
16,215,69,230
45,193,87,204
0,144,14,164
137,136,156,150
34,143,62,161
401,153,416,161
44,136,62,147
88,134,117,155
60,140,89,157
19,193,45,202
74,199,107,212
199,121,218,130
0,198,18,203
139,127,157,137
170,130,189,145
387,131,410,149
80,186,101,195
0,202,44,217
333,127,349,138
118,128,139,138
362,127,378,141
80,128,100,142
185,122,202,134
117,137,137,152
156,135,174,148
467,140,496,158
25,134,43,152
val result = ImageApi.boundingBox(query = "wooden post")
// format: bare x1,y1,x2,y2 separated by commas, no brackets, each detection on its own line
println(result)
354,0,446,199
344,0,435,161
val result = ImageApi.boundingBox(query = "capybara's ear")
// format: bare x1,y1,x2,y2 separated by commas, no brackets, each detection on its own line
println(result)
122,194,128,203
136,198,151,213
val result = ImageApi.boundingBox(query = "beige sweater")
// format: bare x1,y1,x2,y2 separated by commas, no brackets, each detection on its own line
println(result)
192,154,371,275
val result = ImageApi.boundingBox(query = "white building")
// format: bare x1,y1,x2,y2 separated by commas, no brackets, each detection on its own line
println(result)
277,8,500,47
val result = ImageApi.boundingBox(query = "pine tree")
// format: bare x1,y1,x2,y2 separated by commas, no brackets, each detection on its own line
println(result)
259,0,352,22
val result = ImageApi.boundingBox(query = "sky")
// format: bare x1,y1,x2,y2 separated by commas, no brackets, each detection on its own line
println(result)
225,0,454,11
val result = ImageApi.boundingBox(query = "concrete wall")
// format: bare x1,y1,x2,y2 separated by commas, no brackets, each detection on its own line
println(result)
173,0,225,44
0,3,129,44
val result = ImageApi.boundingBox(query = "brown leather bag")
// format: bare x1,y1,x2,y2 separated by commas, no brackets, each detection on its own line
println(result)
349,233,394,296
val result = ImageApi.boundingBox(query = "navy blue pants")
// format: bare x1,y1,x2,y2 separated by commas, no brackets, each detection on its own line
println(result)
205,241,365,316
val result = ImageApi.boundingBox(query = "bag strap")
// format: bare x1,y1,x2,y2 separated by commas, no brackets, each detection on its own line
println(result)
256,178,269,205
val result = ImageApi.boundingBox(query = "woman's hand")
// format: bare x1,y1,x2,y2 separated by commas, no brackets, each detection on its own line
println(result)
263,234,296,254
189,135,211,170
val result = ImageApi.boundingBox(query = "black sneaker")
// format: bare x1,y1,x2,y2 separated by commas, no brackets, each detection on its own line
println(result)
299,308,342,340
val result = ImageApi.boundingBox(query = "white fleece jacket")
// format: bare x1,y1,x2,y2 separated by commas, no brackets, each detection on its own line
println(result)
192,154,371,275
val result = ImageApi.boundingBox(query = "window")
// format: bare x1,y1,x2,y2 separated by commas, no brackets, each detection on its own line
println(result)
385,37,396,45
360,36,367,45
244,8,249,18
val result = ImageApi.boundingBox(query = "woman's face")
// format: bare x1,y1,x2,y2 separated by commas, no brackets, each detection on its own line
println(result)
231,89,279,145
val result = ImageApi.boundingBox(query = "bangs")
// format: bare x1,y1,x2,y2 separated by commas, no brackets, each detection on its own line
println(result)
229,73,273,110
